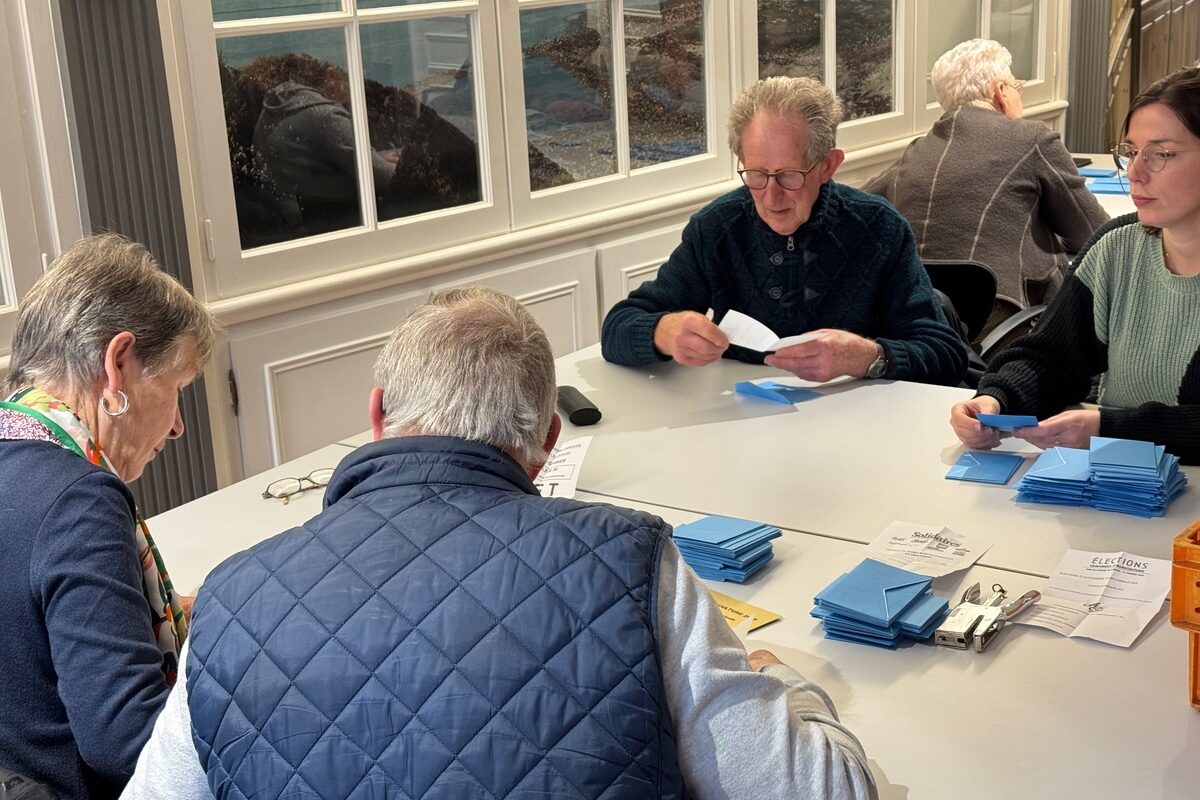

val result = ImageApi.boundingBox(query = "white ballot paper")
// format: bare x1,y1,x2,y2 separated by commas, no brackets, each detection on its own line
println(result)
864,520,993,577
1013,550,1170,647
533,436,592,499
718,310,826,352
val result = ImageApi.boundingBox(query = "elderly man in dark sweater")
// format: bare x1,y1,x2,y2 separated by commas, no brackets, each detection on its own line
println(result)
602,76,967,386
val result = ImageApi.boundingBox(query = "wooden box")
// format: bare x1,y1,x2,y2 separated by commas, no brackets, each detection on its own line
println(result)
1170,519,1200,708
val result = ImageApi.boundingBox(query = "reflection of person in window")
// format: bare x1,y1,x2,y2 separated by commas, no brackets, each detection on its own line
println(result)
253,80,396,217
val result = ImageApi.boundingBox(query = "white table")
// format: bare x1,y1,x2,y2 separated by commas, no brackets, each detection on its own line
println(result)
1075,152,1135,218
149,442,357,591
146,410,1199,799
575,492,1200,800
555,345,1199,578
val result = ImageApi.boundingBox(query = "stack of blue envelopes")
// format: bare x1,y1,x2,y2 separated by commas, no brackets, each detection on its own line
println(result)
672,515,781,582
811,559,949,649
1015,436,1187,517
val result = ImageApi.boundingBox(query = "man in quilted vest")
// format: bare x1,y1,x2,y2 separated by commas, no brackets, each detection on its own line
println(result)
122,287,876,800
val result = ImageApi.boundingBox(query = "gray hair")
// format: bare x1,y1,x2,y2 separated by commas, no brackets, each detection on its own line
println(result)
373,287,557,468
4,233,220,396
931,39,1014,110
728,76,844,166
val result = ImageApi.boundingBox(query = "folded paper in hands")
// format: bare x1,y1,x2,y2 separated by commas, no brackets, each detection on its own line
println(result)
718,310,827,353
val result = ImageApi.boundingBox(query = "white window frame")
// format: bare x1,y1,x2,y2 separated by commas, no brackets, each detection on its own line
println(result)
0,1,84,364
915,0,1055,130
500,0,733,227
176,0,511,300
170,0,1063,305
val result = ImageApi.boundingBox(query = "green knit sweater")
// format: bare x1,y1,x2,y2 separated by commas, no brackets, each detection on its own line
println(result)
979,222,1200,463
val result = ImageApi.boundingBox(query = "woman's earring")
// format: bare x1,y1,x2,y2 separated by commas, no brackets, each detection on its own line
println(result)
101,390,130,417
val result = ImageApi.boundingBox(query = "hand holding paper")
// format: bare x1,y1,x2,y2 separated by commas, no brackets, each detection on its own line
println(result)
1013,409,1100,450
718,310,826,353
949,396,1003,449
654,311,729,366
765,329,878,382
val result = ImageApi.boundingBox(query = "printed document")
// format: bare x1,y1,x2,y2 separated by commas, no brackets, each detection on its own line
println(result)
533,436,592,499
1013,550,1170,647
718,310,826,352
864,520,993,577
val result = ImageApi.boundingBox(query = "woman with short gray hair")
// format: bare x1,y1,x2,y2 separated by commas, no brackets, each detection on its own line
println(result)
0,233,220,799
865,39,1106,327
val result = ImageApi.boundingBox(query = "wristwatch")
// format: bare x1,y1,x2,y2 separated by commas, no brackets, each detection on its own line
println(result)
865,342,888,379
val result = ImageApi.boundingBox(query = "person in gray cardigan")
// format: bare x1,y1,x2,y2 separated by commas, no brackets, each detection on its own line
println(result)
864,39,1107,327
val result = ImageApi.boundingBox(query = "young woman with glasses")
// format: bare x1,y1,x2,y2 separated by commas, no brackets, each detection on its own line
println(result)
950,66,1200,464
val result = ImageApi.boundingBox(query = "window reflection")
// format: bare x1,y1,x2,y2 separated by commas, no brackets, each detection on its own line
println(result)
991,0,1038,81
360,18,483,222
219,31,368,248
835,0,894,119
758,0,823,83
218,19,491,250
625,0,706,169
521,3,616,190
926,1,980,103
211,1,338,24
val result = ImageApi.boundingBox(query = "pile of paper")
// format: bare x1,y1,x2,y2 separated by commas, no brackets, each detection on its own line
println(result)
811,559,949,648
1016,437,1187,517
672,515,781,582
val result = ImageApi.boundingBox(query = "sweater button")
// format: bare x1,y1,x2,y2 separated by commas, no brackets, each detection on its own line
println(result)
768,286,783,299
770,252,784,266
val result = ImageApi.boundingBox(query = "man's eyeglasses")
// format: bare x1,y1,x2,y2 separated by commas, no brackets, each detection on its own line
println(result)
1113,142,1197,174
262,468,334,503
738,164,819,191
1004,79,1026,94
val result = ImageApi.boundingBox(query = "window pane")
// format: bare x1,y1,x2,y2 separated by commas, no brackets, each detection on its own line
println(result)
217,30,364,249
359,0,447,7
836,0,893,120
926,1,980,104
211,1,339,23
758,0,823,82
625,0,706,169
521,3,616,190
990,0,1039,80
360,18,482,222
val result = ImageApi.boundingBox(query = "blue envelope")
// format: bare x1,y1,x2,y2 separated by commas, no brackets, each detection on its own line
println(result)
946,451,1024,485
1078,166,1118,178
813,559,931,627
735,380,821,405
976,413,1038,431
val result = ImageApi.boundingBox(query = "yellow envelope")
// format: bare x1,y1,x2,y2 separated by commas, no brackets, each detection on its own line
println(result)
709,590,782,632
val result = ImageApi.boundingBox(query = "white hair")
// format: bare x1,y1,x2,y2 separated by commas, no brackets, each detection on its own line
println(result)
728,76,844,166
373,287,557,468
931,39,1014,111
4,233,220,396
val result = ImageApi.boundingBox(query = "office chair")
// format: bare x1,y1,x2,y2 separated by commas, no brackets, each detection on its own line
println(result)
921,259,997,343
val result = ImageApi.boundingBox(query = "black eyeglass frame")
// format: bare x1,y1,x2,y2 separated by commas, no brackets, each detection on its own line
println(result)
737,163,820,191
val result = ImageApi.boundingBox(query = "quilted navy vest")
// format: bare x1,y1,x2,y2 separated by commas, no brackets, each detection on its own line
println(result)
187,436,685,799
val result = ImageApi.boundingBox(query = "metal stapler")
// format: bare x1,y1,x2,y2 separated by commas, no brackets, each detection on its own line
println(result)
935,582,1040,652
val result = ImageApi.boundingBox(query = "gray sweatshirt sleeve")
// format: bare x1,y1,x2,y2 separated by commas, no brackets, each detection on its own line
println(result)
655,539,878,800
120,643,213,800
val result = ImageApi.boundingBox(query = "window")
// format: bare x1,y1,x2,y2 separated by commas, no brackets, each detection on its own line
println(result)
0,7,61,359
174,1,1059,299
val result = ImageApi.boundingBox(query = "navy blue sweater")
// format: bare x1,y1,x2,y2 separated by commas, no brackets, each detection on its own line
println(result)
0,440,168,800
601,182,968,385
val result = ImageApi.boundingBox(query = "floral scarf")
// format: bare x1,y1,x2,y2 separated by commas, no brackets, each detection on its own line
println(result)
0,387,185,686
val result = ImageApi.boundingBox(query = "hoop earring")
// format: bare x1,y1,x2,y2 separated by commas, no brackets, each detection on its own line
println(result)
101,390,130,417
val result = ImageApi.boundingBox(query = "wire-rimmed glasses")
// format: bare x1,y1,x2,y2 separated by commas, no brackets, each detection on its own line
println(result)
262,468,334,504
1112,142,1197,174
737,163,820,191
